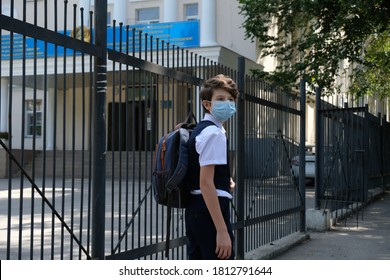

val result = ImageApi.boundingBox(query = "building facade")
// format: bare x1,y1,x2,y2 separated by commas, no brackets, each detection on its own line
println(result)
0,0,263,155
1,0,387,154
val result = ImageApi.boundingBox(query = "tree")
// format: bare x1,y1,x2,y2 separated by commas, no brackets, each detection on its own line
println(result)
239,0,390,96
350,30,390,100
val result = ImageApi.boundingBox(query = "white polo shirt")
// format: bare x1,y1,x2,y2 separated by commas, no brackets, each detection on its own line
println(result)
191,113,232,199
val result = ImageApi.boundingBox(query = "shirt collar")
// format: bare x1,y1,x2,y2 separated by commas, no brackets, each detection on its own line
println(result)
203,113,224,129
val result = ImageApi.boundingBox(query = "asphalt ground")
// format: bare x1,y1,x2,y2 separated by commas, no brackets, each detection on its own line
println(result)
1,177,389,260
273,190,390,260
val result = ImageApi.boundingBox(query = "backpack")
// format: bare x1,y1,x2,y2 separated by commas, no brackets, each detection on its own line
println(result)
152,112,196,257
152,112,196,208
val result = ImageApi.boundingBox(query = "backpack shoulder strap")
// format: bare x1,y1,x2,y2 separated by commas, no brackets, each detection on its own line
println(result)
165,204,172,258
184,111,197,124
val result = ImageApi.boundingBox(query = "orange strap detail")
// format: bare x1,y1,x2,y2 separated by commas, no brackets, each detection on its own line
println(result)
160,135,168,170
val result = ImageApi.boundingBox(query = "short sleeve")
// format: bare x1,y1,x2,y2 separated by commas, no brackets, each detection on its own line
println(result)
195,126,227,166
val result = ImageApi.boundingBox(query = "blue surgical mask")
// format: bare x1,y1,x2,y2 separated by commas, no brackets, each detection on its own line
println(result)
211,100,236,122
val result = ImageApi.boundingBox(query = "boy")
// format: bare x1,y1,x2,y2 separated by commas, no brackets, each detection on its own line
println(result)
185,74,238,260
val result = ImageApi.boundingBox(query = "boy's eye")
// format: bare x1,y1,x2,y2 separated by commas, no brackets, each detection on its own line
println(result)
215,97,234,101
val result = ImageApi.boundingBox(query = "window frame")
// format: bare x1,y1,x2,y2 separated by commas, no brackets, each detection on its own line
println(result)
136,7,160,24
184,3,199,21
25,100,43,138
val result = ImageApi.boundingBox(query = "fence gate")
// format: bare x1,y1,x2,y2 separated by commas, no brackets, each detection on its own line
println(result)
316,102,367,213
316,99,389,215
0,1,106,260
235,71,306,257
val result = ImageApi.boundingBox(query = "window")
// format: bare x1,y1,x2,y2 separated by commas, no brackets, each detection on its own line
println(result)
136,7,159,24
25,100,42,137
184,3,198,20
2,4,18,18
107,12,112,26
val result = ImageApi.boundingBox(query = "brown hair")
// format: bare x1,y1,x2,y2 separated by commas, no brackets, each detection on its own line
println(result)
200,74,239,113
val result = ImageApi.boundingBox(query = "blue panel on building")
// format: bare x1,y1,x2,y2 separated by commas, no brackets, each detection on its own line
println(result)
1,20,200,60
1,31,74,60
107,20,200,51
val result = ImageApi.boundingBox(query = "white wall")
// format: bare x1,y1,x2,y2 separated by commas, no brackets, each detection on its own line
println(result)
215,0,258,63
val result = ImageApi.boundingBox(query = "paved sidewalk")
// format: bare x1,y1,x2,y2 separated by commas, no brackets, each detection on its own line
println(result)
274,191,390,260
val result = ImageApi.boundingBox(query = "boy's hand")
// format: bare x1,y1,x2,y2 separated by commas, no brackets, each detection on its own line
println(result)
216,230,232,259
230,177,235,191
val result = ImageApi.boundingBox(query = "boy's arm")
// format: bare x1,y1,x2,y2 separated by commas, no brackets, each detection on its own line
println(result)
199,165,232,259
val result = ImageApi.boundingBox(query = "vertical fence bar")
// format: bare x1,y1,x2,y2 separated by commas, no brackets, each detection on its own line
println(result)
41,0,48,260
6,0,15,260
51,0,59,260
87,9,94,257
118,22,124,254
70,3,77,259
380,115,384,191
30,0,38,260
315,87,322,209
363,104,369,202
236,56,245,259
79,6,86,260
92,0,107,260
125,25,130,252
110,19,116,255
299,79,306,231
60,1,68,259
149,35,156,257
18,1,26,260
131,28,137,253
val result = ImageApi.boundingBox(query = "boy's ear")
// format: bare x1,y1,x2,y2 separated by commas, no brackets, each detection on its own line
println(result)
202,100,212,112
202,100,211,110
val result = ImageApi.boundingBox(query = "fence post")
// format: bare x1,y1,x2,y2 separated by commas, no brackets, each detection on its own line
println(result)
315,87,322,209
236,57,246,259
92,0,107,260
380,114,384,192
299,79,306,231
363,104,369,202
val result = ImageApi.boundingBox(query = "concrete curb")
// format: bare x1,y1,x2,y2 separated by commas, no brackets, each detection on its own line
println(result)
307,188,386,230
244,232,310,260
330,188,385,225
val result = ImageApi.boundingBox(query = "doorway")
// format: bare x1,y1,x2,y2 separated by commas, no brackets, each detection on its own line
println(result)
108,100,154,151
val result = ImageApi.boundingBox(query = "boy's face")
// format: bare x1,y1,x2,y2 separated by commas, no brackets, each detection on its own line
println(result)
203,88,235,112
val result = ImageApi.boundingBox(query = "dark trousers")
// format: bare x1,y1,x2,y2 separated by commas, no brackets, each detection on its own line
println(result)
185,195,235,260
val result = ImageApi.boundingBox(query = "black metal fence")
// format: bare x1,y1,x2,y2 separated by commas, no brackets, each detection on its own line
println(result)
315,98,390,212
0,1,305,260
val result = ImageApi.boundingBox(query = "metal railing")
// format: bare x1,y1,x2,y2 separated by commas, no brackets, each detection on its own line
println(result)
316,97,390,213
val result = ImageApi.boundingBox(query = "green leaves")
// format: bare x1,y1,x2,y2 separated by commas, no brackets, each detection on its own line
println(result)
350,30,390,100
239,0,390,97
